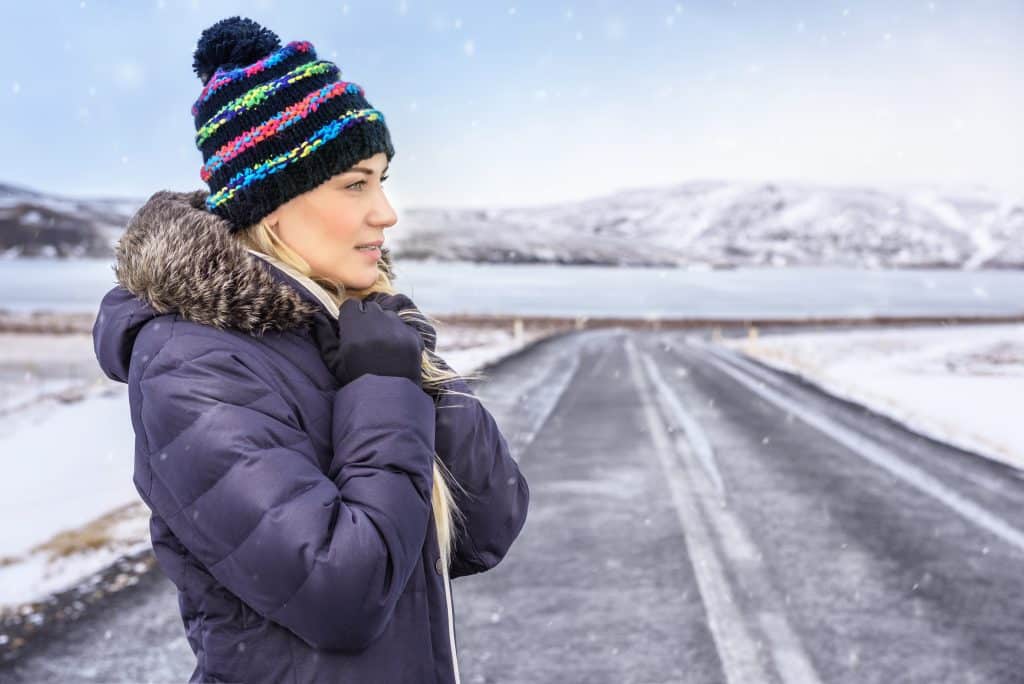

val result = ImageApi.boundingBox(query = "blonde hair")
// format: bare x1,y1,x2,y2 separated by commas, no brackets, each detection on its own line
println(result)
235,218,486,573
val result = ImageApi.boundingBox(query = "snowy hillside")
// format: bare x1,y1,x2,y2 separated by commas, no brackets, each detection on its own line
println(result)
2,179,1022,268
393,180,1024,269
0,183,137,258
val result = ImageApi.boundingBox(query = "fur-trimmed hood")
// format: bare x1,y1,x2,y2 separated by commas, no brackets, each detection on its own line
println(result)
92,188,395,382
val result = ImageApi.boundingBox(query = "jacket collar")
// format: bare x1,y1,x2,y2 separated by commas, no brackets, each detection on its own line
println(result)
111,189,396,335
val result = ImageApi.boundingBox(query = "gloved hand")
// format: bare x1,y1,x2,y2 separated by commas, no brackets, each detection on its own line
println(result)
362,293,465,407
308,297,424,388
363,292,437,353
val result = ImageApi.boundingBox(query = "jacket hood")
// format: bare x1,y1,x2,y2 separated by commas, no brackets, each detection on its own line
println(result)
92,188,396,383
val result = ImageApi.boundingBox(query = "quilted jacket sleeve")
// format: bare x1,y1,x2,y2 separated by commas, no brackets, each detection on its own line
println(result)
433,376,530,579
136,335,436,652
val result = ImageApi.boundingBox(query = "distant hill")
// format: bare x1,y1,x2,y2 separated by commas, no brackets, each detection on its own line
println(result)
3,180,1022,268
0,183,139,258
392,180,1024,269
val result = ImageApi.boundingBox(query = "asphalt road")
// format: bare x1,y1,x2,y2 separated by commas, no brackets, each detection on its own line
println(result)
3,328,1022,683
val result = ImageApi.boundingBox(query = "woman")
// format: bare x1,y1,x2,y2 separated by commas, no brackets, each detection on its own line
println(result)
91,16,529,683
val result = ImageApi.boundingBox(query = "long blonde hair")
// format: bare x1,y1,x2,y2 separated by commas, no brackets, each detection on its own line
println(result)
235,218,484,573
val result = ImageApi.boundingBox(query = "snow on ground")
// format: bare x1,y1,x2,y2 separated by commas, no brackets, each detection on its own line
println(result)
723,323,1024,470
0,333,100,414
0,322,552,612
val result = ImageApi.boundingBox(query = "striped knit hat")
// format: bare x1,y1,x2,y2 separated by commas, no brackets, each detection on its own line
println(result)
191,16,395,231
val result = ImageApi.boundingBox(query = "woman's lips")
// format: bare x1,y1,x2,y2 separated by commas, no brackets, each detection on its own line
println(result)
355,245,381,259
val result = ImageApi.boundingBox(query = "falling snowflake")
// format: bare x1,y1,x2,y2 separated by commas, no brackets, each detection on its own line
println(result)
112,61,145,89
605,18,624,40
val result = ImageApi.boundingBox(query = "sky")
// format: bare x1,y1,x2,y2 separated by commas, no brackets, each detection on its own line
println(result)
2,0,1022,210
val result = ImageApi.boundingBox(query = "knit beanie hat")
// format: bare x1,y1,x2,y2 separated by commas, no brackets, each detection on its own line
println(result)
191,16,396,231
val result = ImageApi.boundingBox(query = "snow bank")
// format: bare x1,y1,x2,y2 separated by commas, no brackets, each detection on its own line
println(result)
724,324,1024,470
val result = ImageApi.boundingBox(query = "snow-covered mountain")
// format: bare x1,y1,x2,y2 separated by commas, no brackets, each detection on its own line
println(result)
0,183,137,258
3,179,1022,268
391,180,1024,269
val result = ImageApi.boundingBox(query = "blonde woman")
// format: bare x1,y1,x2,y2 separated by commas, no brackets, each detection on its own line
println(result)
92,16,529,683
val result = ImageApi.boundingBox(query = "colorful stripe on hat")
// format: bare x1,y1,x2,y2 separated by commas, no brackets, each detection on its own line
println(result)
196,60,341,147
200,80,366,182
191,40,314,117
205,108,386,212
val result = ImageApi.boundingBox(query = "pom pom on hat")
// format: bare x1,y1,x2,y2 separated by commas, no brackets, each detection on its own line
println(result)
192,15,281,85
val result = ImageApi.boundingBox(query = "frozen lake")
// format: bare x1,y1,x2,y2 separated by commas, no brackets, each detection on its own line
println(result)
1,258,1021,319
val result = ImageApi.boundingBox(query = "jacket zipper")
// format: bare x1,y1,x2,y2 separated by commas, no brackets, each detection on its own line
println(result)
441,560,462,683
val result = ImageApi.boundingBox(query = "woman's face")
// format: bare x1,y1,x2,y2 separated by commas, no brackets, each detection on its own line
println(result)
264,152,396,290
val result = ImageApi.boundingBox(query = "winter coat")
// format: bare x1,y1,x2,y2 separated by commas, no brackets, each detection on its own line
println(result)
91,189,530,683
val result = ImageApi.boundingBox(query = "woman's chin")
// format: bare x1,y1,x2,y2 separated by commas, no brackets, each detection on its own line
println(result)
338,263,379,290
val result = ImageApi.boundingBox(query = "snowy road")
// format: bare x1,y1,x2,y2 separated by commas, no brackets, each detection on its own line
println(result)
3,328,1023,683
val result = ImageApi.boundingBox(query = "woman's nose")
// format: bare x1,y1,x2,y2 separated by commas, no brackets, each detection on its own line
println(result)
371,190,398,228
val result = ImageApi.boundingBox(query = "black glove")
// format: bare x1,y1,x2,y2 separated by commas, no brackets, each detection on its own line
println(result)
308,297,424,388
363,292,437,353
363,293,463,401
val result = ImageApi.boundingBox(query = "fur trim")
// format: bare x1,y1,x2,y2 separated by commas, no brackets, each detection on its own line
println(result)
114,189,396,335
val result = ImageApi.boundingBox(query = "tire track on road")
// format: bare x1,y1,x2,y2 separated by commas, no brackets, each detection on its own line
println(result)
626,336,822,684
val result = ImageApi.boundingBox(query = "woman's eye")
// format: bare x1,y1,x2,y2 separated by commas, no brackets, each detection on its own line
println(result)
347,176,389,190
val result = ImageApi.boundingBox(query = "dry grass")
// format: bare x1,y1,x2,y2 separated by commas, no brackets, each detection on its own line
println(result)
28,501,147,561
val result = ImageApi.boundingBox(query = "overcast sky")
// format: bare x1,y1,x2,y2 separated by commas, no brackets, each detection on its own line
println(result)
4,0,1022,209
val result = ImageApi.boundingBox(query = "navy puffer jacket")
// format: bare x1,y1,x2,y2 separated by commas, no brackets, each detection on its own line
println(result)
91,190,530,683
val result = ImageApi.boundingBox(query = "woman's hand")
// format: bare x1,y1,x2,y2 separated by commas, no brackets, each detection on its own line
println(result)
308,297,424,388
364,294,459,398
363,293,437,353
